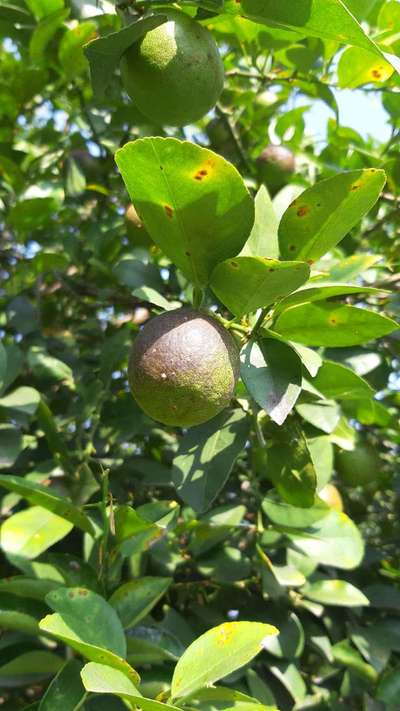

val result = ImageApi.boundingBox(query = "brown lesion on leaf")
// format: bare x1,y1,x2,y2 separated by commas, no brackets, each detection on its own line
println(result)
194,168,209,181
269,268,275,273
297,206,309,217
230,261,239,268
371,69,382,79
330,318,337,325
351,183,362,191
164,204,174,218
307,259,314,266
289,245,296,252
185,251,191,257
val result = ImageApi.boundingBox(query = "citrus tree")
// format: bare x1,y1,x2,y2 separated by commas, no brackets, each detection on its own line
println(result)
0,0,399,709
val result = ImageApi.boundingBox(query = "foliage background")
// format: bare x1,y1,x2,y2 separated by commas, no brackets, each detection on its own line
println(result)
0,0,400,709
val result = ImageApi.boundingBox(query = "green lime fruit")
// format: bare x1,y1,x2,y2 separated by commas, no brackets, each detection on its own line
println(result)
257,144,295,192
336,442,380,487
318,483,343,511
120,10,224,126
128,308,239,427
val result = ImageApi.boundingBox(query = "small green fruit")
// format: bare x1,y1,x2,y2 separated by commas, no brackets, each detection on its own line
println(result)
120,10,224,127
336,442,380,487
128,308,239,427
257,144,295,192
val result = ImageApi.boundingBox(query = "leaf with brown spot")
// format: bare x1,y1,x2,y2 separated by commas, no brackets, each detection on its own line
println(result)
279,169,386,262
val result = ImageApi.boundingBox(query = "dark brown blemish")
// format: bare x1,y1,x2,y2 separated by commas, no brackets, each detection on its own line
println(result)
185,251,191,257
307,259,314,265
372,69,382,79
230,261,239,268
160,165,164,171
79,589,88,596
269,268,275,273
194,168,209,181
351,183,362,191
164,205,173,218
297,206,309,217
330,318,337,325
289,245,296,252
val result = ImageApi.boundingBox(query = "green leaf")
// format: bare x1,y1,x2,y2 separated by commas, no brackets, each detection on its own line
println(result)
302,579,370,606
274,302,398,347
28,347,74,387
38,659,86,710
29,8,70,64
266,420,317,507
332,640,377,683
173,409,249,513
262,493,330,529
0,387,40,415
210,257,309,317
240,0,400,74
58,21,97,79
0,576,60,601
0,475,94,535
307,436,333,490
278,169,386,262
1,506,73,559
170,621,278,700
338,46,393,89
296,401,340,434
0,341,7,392
275,282,386,314
115,138,254,287
81,662,180,711
39,589,139,684
0,650,63,688
0,425,23,468
84,16,166,101
25,0,63,20
45,587,126,657
240,185,279,258
269,661,306,704
377,666,400,709
240,339,302,425
109,577,172,629
287,509,365,569
0,593,47,635
311,360,374,400
263,612,304,659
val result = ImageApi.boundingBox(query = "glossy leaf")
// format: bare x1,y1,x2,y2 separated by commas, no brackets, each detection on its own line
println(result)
240,0,400,74
0,475,94,535
171,621,278,700
0,425,23,468
39,659,86,710
377,666,400,709
302,579,369,606
109,577,172,629
0,593,47,635
1,506,73,559
45,587,126,657
240,185,279,258
287,510,365,569
262,494,330,529
279,169,385,262
265,420,317,507
173,409,249,513
0,650,63,687
275,282,386,314
211,257,309,317
0,386,40,415
338,46,393,89
115,138,254,287
81,662,180,711
274,302,398,347
240,339,302,425
311,360,374,400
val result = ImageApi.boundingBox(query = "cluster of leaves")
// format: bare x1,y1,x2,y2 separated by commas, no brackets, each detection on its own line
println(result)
0,0,400,710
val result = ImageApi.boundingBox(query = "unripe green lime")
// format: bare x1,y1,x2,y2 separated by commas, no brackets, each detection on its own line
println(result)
120,10,224,127
257,144,295,192
335,442,380,487
128,308,239,427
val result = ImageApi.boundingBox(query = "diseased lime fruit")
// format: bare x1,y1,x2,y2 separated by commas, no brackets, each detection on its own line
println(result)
336,442,380,487
120,10,224,127
128,308,239,427
318,483,343,511
257,144,295,192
